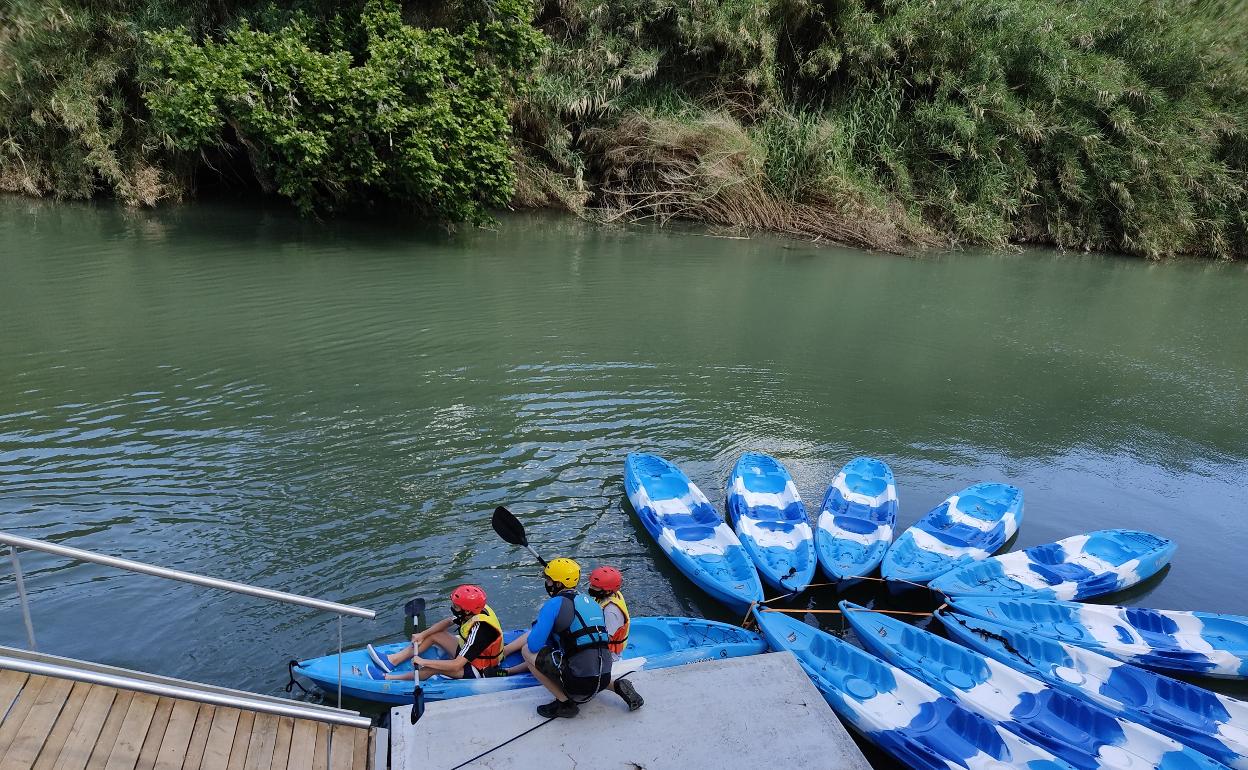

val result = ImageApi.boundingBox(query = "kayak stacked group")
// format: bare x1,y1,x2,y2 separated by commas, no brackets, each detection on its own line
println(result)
626,451,1248,770
623,451,1175,608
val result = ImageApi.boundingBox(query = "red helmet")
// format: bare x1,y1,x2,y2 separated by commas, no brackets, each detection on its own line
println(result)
589,566,623,593
450,584,487,615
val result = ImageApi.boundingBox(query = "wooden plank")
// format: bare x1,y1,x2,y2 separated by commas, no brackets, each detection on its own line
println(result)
30,680,91,770
149,699,197,770
223,711,254,770
366,729,376,770
103,692,160,770
351,728,368,770
284,720,317,770
0,674,49,757
0,675,75,770
0,671,29,720
269,718,293,770
179,704,215,770
311,723,328,770
83,689,134,770
240,713,278,770
327,725,355,770
134,697,176,770
50,684,117,770
197,708,241,770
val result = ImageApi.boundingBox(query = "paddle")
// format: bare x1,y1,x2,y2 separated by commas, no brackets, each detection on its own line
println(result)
403,597,427,637
411,685,425,725
492,506,547,566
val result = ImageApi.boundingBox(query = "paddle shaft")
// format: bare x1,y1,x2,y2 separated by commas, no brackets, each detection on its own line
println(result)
523,544,547,566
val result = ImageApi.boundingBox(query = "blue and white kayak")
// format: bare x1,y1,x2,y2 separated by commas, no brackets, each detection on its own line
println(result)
624,453,763,610
726,452,816,593
939,610,1248,769
946,596,1248,679
880,482,1023,587
751,608,1076,770
929,530,1177,600
295,617,767,705
814,456,898,583
843,601,1230,770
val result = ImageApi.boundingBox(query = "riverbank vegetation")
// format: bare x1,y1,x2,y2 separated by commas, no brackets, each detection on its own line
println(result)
2,0,1246,257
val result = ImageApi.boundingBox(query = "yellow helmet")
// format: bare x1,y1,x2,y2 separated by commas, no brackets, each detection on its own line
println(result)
543,557,581,588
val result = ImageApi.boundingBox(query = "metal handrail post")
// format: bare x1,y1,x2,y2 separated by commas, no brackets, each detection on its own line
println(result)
337,615,344,709
9,546,37,650
0,531,375,619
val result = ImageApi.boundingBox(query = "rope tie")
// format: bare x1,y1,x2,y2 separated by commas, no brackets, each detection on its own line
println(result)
284,660,310,695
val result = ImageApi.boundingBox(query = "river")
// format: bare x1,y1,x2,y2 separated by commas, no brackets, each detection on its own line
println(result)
2,196,1247,721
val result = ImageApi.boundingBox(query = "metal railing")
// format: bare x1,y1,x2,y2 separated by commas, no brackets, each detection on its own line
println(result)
0,653,372,728
2,530,378,710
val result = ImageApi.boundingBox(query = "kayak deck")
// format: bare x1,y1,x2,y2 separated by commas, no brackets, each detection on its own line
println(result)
726,452,816,592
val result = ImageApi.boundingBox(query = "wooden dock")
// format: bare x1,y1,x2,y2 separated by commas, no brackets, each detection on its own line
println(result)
0,670,374,770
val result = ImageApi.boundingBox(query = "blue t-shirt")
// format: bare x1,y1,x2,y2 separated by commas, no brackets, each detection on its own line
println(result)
526,594,565,653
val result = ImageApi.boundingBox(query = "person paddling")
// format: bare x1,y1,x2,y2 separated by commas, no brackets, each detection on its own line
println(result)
366,584,504,681
588,566,630,660
512,557,644,718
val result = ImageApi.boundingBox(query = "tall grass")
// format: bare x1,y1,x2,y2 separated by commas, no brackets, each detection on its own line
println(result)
519,0,1248,257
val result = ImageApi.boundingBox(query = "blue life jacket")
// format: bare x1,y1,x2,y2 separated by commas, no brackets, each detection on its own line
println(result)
554,589,610,654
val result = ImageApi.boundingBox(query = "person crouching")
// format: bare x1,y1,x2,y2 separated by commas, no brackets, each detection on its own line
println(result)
516,557,643,718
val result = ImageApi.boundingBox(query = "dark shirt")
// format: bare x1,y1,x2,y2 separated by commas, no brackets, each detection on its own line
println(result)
458,619,502,663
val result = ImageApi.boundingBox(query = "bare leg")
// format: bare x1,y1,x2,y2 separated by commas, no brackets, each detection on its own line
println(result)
388,631,458,666
385,633,459,681
522,645,568,701
503,631,531,675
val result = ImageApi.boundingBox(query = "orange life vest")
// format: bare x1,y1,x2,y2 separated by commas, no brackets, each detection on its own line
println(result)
597,592,630,656
457,604,504,670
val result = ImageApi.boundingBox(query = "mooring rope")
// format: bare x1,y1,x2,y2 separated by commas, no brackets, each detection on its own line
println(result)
447,717,556,770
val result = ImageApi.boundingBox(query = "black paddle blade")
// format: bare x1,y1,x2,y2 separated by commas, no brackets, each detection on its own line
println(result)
491,506,529,547
404,598,426,619
411,685,425,724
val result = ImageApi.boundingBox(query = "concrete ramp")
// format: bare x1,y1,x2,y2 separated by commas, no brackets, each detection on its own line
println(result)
390,652,871,770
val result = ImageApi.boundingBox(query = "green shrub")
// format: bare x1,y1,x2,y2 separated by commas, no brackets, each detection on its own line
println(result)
143,0,542,222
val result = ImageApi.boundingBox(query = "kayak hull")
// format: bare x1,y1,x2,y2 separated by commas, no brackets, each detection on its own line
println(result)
751,608,1077,770
624,453,763,611
940,610,1248,770
814,457,898,583
295,617,767,705
726,452,816,593
947,596,1248,678
929,529,1176,600
880,482,1023,587
844,601,1227,770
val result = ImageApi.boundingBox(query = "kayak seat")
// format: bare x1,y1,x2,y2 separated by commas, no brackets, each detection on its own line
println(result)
747,506,789,523
1027,561,1094,585
675,525,716,542
834,515,879,536
658,513,702,530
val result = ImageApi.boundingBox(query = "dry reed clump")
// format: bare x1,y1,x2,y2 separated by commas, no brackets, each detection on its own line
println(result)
583,112,938,253
509,146,589,212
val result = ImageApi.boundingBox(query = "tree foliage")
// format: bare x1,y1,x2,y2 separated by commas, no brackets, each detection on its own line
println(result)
143,0,542,221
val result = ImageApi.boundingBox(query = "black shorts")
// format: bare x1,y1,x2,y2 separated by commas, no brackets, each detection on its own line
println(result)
460,664,502,680
535,647,610,702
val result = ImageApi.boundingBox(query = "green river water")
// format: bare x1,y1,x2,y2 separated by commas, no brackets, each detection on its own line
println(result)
2,196,1248,721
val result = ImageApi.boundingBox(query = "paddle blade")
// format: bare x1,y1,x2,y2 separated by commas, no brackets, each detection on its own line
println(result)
404,598,426,619
411,685,425,724
491,506,529,547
